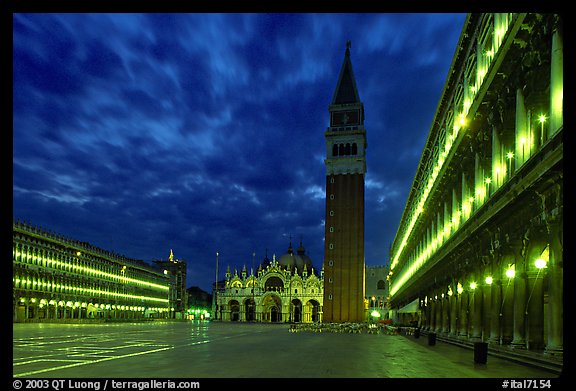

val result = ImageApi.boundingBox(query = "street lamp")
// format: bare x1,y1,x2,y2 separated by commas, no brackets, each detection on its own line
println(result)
538,114,546,146
164,269,171,319
535,258,547,269
526,252,548,312
506,151,514,181
214,251,219,321
252,251,256,322
505,267,515,279
120,265,127,319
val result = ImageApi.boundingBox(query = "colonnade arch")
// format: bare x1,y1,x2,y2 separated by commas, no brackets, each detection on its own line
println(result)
416,215,562,355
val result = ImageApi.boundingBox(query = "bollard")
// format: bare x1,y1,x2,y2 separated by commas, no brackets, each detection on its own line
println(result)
474,342,488,364
428,332,436,346
414,328,420,339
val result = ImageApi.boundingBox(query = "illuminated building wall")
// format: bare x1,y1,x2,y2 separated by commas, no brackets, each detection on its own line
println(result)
365,265,389,320
154,255,188,319
13,220,170,322
387,13,562,355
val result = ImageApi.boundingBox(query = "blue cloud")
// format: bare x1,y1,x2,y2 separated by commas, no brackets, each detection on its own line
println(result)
13,13,467,291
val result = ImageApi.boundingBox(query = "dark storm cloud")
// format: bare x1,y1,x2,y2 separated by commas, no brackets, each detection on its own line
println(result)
13,13,467,291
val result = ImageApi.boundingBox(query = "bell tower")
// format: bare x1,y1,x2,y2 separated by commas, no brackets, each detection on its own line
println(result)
322,41,366,322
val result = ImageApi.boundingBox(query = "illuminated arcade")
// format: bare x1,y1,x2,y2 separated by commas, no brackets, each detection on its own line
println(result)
13,220,171,321
387,13,562,356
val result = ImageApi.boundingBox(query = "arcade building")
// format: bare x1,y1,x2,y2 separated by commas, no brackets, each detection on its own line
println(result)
12,220,176,321
387,13,563,356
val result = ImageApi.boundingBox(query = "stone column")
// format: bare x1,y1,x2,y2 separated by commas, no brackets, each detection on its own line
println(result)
240,303,245,322
511,239,528,349
482,268,492,341
546,211,563,356
458,287,469,338
24,300,30,320
549,16,563,137
442,293,450,335
489,277,502,344
422,296,430,330
525,237,548,350
449,282,459,337
515,88,528,167
500,252,515,345
434,293,443,333
32,300,39,321
429,297,436,331
470,275,483,341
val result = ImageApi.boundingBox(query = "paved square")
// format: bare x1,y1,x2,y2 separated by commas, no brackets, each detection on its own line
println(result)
13,321,559,379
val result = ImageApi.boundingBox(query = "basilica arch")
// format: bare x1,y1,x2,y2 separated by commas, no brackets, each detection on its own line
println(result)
304,299,321,323
244,298,256,321
229,300,240,321
290,298,302,323
261,293,282,322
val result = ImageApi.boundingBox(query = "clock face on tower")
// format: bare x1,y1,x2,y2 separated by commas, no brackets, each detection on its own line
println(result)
331,110,359,127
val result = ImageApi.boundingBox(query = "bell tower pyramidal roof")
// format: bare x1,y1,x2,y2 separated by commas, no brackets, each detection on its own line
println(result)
331,40,361,105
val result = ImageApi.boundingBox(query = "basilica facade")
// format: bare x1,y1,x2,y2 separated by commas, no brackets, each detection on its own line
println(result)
214,241,324,323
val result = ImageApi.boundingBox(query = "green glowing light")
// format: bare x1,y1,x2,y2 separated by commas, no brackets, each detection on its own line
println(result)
538,114,547,124
387,17,517,298
535,258,547,269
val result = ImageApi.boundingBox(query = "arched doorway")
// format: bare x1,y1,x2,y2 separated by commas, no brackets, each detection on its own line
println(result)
291,299,302,322
305,299,321,322
262,294,282,323
229,300,240,321
245,298,256,321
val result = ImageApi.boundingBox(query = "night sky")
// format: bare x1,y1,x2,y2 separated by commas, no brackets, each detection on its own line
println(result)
13,13,467,292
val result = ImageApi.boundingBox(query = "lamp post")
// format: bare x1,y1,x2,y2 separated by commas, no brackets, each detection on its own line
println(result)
538,114,546,146
506,151,514,181
214,251,219,321
120,265,127,319
288,275,292,323
164,269,170,319
252,251,256,322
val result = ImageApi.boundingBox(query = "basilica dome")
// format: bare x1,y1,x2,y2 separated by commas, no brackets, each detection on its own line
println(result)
277,240,314,275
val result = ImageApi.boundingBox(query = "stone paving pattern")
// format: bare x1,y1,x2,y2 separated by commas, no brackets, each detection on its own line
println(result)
13,321,562,380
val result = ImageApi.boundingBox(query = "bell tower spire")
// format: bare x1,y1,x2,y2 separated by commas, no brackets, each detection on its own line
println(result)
331,40,361,106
